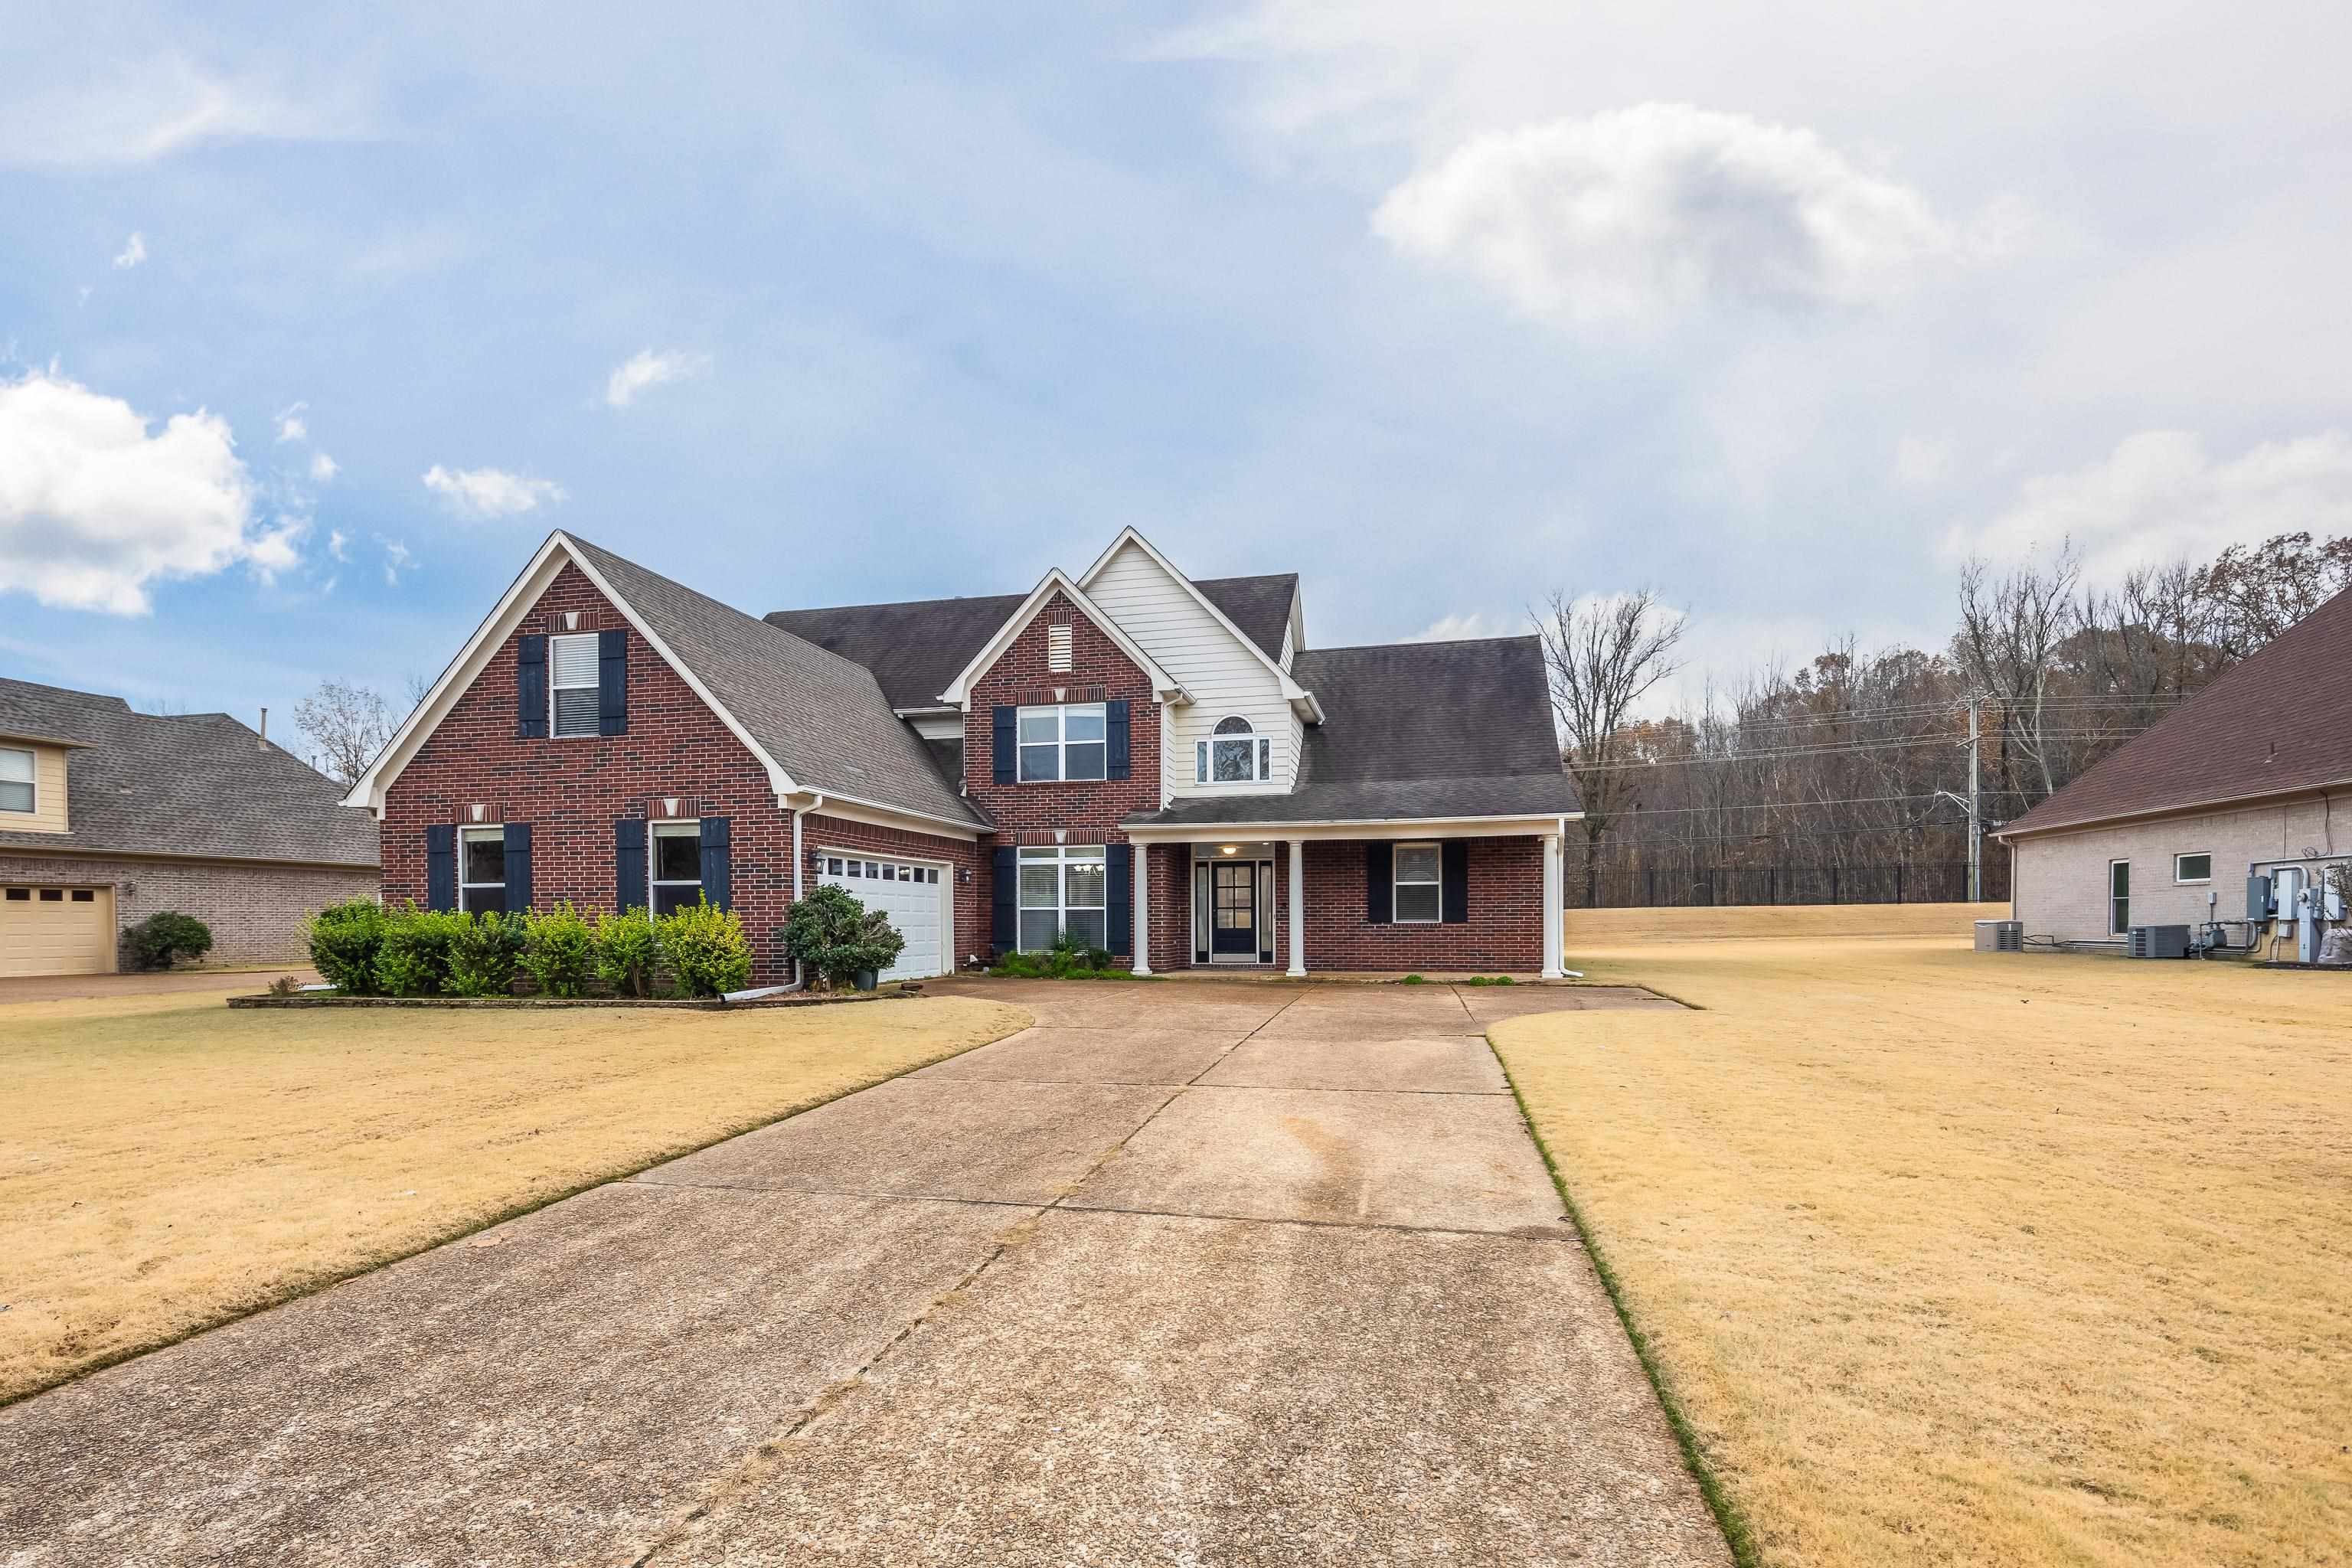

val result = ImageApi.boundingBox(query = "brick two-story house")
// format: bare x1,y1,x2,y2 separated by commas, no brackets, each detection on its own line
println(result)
343,528,1579,983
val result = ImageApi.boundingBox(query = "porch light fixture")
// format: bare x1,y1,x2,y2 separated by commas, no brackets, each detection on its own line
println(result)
1218,844,1240,855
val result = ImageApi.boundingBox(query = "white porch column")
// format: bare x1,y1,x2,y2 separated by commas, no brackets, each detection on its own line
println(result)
1286,838,1307,977
1131,841,1152,976
1541,828,1566,979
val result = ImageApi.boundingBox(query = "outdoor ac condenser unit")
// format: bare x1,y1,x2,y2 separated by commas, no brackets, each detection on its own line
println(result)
2127,924,2191,959
1974,920,2022,952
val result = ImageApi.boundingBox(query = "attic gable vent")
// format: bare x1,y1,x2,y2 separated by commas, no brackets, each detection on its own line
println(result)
1047,624,1073,673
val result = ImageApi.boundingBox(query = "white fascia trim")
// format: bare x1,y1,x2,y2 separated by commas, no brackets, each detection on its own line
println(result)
1125,812,1583,842
1076,527,1318,710
934,568,1184,708
785,788,985,841
341,531,801,817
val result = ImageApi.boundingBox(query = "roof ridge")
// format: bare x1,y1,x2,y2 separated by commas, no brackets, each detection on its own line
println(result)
1302,632,1539,654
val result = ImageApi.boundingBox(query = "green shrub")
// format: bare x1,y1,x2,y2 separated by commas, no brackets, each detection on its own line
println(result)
658,896,753,997
123,910,213,971
987,931,1122,981
1398,973,1427,985
593,906,660,998
1462,975,1517,986
374,903,461,997
778,884,905,991
305,899,387,994
446,910,526,996
521,901,596,997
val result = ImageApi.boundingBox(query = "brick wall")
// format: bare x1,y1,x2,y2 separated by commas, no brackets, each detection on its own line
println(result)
382,563,974,985
964,590,1162,957
2010,793,2346,942
799,812,988,970
1301,837,1543,972
0,852,376,968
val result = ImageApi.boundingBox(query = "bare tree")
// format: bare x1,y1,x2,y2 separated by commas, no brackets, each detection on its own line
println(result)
1537,588,1687,903
294,678,397,785
1955,550,2079,805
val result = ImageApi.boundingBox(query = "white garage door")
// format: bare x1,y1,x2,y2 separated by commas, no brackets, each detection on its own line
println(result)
0,885,117,978
818,854,946,982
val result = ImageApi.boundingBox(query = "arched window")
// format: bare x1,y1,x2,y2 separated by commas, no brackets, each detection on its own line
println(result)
1196,716,1269,783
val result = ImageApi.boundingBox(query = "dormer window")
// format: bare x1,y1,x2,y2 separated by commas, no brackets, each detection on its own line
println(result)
1195,717,1269,784
0,747,33,813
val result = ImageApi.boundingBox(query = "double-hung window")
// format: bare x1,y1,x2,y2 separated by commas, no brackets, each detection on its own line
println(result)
2109,860,2131,936
1393,842,1442,923
459,826,507,913
652,822,704,914
550,632,601,738
1018,844,1106,951
0,746,33,814
1018,703,1106,782
1194,717,1270,783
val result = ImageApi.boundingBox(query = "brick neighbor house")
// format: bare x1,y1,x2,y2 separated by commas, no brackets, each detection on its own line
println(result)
341,528,1580,983
0,679,380,976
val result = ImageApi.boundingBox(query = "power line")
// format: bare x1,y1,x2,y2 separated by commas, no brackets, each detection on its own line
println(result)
1566,728,2157,773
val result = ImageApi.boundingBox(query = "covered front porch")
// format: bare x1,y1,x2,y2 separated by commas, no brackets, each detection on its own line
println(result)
1122,820,1570,978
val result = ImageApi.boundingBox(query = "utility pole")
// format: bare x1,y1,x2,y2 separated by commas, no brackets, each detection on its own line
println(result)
1966,697,1982,903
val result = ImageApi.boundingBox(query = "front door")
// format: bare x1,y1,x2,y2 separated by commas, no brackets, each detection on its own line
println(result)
1211,861,1258,957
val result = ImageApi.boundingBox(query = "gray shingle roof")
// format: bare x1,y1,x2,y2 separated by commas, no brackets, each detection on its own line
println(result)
765,573,1300,710
1125,635,1579,828
0,679,380,866
567,537,988,828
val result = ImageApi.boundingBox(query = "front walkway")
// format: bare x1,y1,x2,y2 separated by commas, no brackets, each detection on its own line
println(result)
0,981,1724,1567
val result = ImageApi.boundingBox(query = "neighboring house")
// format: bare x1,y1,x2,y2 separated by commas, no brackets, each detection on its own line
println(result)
0,680,381,977
343,528,1580,983
1994,582,2352,943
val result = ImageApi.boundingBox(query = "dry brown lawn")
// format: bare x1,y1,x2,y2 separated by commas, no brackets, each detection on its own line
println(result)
0,988,1027,1405
1495,917,2352,1568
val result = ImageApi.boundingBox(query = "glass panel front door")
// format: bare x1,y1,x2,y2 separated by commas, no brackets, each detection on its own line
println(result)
1212,862,1257,956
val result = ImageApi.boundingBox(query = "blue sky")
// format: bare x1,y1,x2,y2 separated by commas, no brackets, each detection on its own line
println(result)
5,2,2351,746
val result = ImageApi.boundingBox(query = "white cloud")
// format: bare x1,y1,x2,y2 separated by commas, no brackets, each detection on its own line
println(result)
1372,103,1954,327
1945,430,2352,581
112,232,147,270
377,535,413,586
0,57,366,168
1404,610,1508,642
422,463,566,520
309,451,339,482
275,403,307,443
604,348,712,408
327,528,350,563
0,370,292,614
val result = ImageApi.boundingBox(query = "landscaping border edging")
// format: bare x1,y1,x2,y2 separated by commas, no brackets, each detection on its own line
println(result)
227,989,916,1011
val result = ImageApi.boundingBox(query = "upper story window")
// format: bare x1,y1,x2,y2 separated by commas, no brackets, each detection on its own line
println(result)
550,633,601,737
1019,703,1106,782
1393,841,1442,923
1195,716,1270,784
0,746,32,813
459,826,507,913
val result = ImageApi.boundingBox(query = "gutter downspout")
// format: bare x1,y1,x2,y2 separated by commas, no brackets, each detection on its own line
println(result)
782,792,826,992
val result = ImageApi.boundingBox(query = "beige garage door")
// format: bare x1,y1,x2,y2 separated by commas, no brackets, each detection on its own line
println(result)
0,885,118,978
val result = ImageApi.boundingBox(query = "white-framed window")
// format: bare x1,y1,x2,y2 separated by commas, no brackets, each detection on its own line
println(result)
1018,703,1106,782
1394,841,1442,923
1194,716,1270,784
0,746,33,814
652,821,704,915
2109,859,2131,936
1017,843,1106,951
550,632,600,738
459,826,508,913
2174,852,2213,884
1047,624,1073,673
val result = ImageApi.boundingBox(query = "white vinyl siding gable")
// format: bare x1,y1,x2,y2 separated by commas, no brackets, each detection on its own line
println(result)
1083,541,1298,799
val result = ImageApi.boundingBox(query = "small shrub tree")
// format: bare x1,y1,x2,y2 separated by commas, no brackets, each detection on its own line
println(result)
779,884,904,990
446,910,526,996
658,896,754,998
374,903,461,997
593,906,660,998
306,899,387,994
521,902,596,997
123,911,214,971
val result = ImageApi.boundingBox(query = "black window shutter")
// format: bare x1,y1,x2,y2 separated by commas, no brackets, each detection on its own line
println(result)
615,818,648,912
991,707,1017,786
598,629,629,737
991,845,1018,951
1441,839,1469,924
504,822,533,912
1364,841,1393,925
1104,700,1131,780
425,824,457,912
516,635,547,739
699,817,733,911
1106,843,1132,956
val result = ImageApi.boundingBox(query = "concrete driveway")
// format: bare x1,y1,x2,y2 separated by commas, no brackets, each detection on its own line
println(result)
0,979,1725,1567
